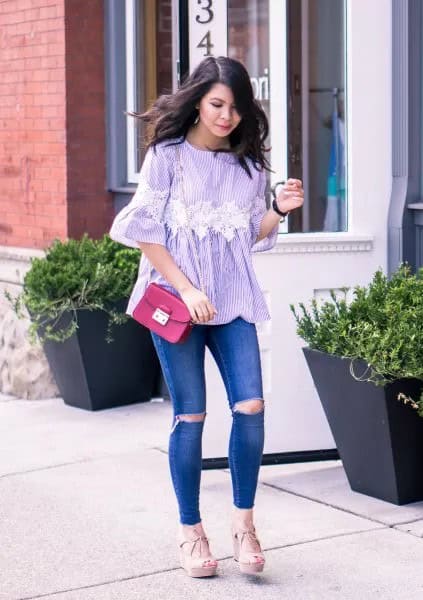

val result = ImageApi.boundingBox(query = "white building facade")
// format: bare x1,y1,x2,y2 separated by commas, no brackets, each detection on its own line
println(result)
103,0,420,461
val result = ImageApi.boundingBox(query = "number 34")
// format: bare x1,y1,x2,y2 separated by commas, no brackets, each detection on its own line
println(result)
195,0,214,56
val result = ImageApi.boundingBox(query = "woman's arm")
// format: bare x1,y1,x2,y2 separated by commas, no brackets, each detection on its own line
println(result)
138,242,217,323
256,178,304,242
256,209,280,242
138,242,192,293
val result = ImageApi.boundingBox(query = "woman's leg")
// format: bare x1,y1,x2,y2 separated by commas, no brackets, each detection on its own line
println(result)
207,318,265,511
151,327,208,526
207,318,265,569
151,327,218,576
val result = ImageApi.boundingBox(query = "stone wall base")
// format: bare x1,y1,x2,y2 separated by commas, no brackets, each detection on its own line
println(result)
0,246,59,400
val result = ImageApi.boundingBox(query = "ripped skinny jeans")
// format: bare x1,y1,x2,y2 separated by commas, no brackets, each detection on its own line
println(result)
151,317,265,525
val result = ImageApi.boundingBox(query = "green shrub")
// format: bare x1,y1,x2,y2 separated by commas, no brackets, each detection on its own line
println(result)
6,234,140,343
290,264,423,417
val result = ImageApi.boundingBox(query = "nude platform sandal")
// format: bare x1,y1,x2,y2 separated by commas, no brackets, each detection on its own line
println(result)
179,529,218,578
232,525,265,574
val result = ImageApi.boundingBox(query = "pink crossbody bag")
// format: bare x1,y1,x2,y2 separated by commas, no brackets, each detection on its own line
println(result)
132,145,204,344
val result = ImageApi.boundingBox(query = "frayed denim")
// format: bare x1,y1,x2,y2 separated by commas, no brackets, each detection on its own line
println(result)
151,317,264,525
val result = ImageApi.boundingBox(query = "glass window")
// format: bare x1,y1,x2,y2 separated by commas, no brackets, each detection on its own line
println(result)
227,0,347,233
126,0,173,183
305,0,346,233
420,2,423,201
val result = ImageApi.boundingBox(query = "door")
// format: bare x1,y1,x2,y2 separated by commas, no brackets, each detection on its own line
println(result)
180,0,348,462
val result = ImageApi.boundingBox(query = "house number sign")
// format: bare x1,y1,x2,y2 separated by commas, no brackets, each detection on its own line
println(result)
189,0,228,73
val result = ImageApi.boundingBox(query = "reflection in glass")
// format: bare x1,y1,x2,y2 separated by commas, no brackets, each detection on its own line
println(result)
228,1,270,128
133,0,173,174
307,1,346,232
228,0,346,233
228,0,271,201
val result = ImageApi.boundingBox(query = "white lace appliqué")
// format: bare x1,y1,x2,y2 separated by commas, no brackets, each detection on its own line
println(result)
163,197,251,241
133,179,169,221
130,175,261,243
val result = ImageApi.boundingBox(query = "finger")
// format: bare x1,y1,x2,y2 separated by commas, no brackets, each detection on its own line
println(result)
282,185,299,195
287,187,304,197
195,304,208,324
188,307,198,323
205,303,217,321
181,298,197,322
282,191,300,200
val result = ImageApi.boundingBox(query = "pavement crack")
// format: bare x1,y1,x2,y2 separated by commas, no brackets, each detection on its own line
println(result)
0,459,92,480
263,526,388,551
17,566,184,600
151,446,168,455
257,480,423,532
392,516,423,526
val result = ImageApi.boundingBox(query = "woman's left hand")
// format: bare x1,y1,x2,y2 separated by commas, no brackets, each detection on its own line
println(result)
276,179,305,214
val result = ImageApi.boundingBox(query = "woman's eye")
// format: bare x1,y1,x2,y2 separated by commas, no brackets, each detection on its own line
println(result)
211,103,238,111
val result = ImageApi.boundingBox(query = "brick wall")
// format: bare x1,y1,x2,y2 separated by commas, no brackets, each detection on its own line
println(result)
0,0,112,250
65,0,113,240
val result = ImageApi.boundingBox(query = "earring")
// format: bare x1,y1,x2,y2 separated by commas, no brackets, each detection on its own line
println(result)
194,112,200,125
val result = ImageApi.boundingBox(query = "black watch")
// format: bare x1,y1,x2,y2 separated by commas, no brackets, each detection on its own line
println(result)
271,198,289,218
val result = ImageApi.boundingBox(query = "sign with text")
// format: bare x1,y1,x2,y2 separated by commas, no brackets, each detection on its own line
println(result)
189,0,228,73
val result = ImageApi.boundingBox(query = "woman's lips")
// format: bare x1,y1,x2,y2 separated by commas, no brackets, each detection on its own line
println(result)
216,124,231,131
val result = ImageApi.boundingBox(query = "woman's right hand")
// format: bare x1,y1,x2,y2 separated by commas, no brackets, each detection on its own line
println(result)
179,285,217,324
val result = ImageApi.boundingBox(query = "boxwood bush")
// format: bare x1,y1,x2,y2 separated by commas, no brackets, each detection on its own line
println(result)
290,263,423,417
6,234,140,343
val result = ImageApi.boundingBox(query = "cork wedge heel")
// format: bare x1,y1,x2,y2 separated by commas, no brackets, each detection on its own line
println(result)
232,526,265,574
178,530,218,578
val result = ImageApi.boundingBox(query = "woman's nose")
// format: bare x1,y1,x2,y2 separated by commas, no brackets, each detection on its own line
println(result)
220,106,232,120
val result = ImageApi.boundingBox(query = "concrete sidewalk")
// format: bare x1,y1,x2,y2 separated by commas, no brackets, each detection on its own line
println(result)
1,393,423,600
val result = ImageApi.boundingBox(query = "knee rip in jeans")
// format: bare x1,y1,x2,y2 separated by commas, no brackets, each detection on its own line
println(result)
170,412,206,433
232,398,264,415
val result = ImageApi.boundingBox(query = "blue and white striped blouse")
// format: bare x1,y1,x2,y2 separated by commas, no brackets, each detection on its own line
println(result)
109,137,278,324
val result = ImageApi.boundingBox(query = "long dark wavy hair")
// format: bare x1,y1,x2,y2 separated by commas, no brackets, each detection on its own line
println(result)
130,56,271,177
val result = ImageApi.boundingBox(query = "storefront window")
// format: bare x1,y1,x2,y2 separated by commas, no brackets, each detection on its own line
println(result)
125,0,346,231
228,2,270,124
420,1,423,202
126,0,173,183
227,0,346,233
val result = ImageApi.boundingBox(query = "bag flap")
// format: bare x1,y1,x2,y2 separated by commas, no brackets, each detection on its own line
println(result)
144,283,191,323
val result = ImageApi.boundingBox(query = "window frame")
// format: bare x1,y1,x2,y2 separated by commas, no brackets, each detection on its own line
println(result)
105,0,181,209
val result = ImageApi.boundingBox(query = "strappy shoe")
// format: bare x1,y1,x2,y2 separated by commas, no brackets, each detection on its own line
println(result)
232,525,265,574
179,529,218,578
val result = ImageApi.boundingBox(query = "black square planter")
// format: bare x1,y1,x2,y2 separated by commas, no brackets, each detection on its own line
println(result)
303,347,423,505
40,300,161,411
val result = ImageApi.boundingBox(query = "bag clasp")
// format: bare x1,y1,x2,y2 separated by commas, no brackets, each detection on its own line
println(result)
152,307,170,326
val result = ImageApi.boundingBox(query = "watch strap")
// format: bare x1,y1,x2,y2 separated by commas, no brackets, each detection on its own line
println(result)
272,198,289,218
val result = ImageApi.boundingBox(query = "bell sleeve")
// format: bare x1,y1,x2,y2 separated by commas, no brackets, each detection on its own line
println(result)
109,143,172,249
250,168,279,253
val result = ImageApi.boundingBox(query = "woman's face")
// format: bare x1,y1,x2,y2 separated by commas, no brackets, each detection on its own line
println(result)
197,83,242,139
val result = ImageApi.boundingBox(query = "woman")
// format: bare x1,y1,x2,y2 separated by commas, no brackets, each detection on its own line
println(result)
109,56,304,578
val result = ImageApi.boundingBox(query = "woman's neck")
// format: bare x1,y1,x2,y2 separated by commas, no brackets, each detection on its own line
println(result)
186,123,230,151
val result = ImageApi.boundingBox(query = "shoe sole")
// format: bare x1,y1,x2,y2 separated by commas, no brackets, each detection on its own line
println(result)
183,566,218,577
235,558,265,574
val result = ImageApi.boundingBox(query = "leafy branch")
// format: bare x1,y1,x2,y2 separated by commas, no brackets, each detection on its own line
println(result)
290,264,423,417
5,234,141,344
